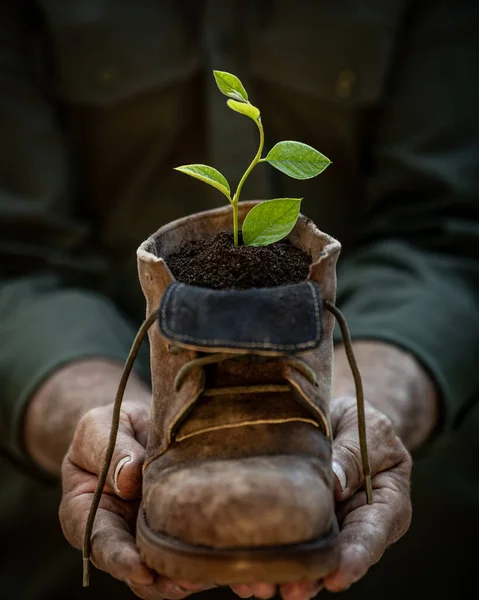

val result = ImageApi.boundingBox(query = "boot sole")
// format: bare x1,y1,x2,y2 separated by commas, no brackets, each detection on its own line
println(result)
137,507,340,585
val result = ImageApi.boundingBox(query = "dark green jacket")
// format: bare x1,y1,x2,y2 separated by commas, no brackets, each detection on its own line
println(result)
0,1,479,598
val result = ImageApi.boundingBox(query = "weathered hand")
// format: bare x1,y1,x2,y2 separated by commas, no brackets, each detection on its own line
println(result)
59,400,212,599
325,395,413,591
230,395,412,600
59,386,411,600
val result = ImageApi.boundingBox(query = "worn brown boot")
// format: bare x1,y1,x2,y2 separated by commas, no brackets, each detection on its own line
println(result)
83,201,372,586
134,202,341,584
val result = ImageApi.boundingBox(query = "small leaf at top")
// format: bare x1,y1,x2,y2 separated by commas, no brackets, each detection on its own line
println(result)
242,198,302,247
263,141,331,180
227,99,260,121
174,164,231,199
213,70,249,102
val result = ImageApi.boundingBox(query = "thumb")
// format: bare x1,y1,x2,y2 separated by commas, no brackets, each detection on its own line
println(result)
70,405,146,500
331,395,406,502
330,396,363,501
109,428,145,500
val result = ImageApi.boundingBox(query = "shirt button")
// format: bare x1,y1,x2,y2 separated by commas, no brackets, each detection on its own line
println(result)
335,69,356,99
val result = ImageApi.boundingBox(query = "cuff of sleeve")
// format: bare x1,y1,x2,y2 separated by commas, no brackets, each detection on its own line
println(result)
333,242,479,445
0,290,149,480
332,300,477,451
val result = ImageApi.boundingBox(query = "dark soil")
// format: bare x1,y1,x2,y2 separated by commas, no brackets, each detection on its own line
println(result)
166,231,311,290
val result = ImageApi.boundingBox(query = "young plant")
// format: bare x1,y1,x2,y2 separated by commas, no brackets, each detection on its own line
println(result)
175,70,331,247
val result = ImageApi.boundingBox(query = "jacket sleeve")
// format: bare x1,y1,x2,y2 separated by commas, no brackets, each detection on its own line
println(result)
0,3,142,472
335,0,479,434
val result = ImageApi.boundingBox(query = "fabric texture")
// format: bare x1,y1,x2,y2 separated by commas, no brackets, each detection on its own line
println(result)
0,0,478,598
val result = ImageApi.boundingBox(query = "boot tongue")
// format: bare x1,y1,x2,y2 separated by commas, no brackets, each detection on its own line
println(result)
158,281,323,355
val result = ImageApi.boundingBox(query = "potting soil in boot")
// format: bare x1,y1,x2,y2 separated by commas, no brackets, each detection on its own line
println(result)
166,231,310,289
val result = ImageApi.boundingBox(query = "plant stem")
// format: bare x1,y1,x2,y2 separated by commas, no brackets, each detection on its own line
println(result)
232,118,265,245
232,200,239,246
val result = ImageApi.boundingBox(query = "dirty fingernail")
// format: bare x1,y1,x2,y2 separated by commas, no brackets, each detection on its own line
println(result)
332,460,346,492
114,455,132,495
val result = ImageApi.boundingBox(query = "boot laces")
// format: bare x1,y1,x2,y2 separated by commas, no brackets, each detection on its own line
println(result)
173,352,317,394
82,300,372,586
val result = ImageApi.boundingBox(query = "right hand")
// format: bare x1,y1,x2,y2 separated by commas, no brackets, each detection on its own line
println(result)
59,400,213,599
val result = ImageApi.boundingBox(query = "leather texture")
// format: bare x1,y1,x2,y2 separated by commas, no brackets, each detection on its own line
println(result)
137,202,341,548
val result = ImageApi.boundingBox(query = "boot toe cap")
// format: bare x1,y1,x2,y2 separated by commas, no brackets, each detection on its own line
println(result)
143,455,334,549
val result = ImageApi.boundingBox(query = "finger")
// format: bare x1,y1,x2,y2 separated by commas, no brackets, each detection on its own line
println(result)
230,584,254,598
324,475,412,592
249,582,277,598
128,577,214,600
280,580,323,600
330,396,410,501
88,508,156,587
60,460,140,548
69,406,146,499
127,400,151,448
231,583,276,599
231,580,322,599
60,461,150,585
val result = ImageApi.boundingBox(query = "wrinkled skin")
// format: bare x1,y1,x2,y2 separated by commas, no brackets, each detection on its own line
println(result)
59,395,412,600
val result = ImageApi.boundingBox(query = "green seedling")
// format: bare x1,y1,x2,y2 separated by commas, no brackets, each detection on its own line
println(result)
175,70,331,246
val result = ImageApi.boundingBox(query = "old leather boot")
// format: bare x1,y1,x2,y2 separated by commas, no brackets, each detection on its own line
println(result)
134,202,342,584
83,202,372,587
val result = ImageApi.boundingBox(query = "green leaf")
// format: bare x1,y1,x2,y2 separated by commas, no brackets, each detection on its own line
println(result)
263,141,331,180
242,198,302,247
227,99,260,121
174,164,231,199
213,70,249,102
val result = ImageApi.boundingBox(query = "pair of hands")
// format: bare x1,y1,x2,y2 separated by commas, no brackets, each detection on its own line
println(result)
59,394,412,600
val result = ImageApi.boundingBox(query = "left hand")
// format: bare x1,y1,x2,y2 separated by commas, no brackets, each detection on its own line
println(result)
230,395,413,600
